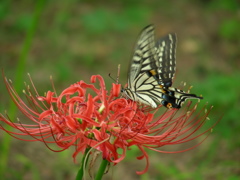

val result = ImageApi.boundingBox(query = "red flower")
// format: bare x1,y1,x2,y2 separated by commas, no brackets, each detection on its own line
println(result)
0,74,217,174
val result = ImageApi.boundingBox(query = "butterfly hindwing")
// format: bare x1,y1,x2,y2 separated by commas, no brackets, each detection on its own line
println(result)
155,33,177,87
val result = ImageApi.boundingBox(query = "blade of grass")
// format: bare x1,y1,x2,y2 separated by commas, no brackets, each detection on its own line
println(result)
0,0,46,177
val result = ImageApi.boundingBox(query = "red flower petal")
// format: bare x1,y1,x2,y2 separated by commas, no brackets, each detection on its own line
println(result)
0,74,219,175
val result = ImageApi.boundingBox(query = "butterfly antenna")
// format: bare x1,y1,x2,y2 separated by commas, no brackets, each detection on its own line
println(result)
117,64,125,91
109,64,121,84
117,64,121,84
109,64,124,93
108,73,116,82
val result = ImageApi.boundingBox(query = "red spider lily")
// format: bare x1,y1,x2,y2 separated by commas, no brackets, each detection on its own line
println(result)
0,74,217,175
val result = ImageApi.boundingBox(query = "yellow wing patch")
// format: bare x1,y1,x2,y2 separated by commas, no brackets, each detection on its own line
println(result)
150,70,157,76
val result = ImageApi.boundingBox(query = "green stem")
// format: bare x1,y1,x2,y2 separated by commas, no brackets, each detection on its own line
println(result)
76,147,91,180
0,0,46,177
94,159,109,180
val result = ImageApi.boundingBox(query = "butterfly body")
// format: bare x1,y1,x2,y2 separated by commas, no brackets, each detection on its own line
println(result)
122,25,203,109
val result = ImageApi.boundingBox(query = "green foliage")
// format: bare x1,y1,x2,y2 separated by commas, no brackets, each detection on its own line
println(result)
0,0,9,21
81,5,151,35
194,72,240,142
205,0,240,41
14,13,34,32
207,0,239,11
16,154,40,180
219,19,240,41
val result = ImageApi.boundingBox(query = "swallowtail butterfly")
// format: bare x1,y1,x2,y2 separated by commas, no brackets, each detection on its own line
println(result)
122,25,203,109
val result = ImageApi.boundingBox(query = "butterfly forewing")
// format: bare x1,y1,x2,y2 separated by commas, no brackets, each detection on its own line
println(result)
128,25,157,86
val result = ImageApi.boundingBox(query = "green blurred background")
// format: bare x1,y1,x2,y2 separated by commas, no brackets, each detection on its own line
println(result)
0,0,239,179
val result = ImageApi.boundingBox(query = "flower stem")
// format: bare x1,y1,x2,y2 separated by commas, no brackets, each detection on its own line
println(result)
95,159,109,180
76,147,91,180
